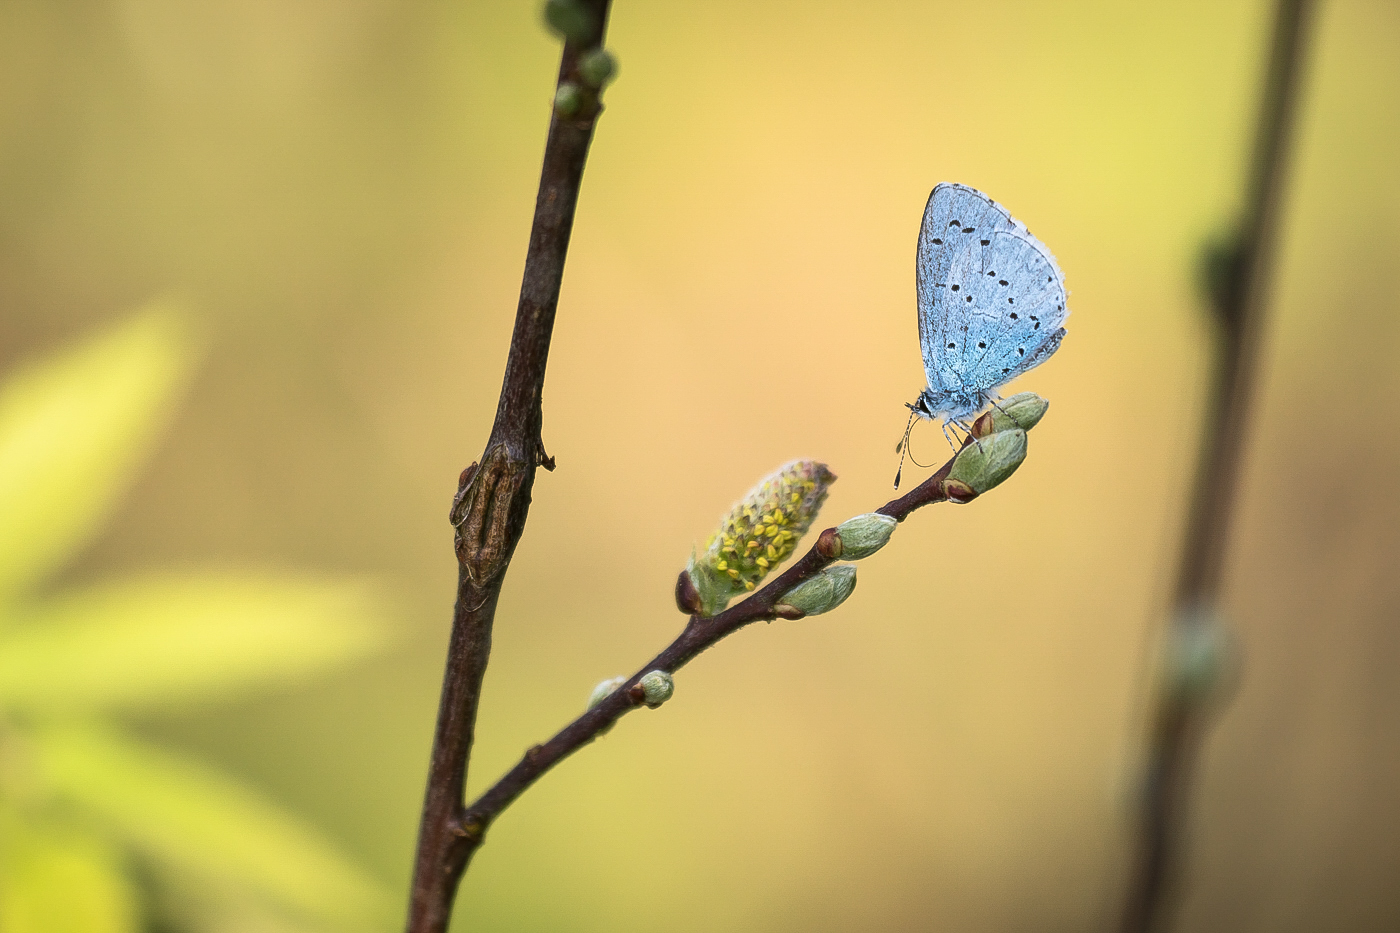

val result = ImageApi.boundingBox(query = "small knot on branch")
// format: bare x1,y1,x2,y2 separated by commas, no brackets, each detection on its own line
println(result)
452,445,529,584
449,813,486,844
449,462,480,525
537,440,556,472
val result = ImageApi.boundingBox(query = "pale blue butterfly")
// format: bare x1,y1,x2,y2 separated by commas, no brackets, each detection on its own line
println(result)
897,183,1068,483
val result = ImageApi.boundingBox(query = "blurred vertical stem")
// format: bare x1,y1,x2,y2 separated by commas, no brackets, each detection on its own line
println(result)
405,2,613,931
1118,2,1315,931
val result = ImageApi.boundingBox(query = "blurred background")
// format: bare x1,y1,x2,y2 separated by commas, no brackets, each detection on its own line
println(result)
1,0,1398,930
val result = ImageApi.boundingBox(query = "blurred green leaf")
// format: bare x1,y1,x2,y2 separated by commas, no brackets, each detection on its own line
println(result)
154,870,342,933
0,574,389,713
0,305,192,609
32,724,390,927
0,811,140,933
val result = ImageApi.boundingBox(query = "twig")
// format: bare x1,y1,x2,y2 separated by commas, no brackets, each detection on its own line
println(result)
1116,2,1315,931
458,435,970,851
405,3,614,931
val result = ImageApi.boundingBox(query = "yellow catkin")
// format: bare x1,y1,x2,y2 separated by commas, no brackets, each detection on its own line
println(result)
687,460,837,616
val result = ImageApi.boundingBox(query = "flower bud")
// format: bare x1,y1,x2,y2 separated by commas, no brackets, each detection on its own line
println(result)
638,671,674,708
833,513,897,560
971,393,1049,438
554,83,584,117
686,460,836,616
945,429,1027,500
543,0,595,44
587,676,626,711
776,565,857,617
578,48,618,89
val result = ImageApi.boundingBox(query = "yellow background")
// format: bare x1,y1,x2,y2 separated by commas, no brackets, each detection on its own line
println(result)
2,0,1398,929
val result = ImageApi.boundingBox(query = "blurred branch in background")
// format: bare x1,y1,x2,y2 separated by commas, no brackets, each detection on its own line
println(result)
0,309,391,933
1118,1,1316,931
405,1,616,930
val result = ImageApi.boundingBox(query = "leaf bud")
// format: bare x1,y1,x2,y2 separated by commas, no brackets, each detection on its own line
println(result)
686,460,836,616
637,671,674,708
776,565,857,617
1164,606,1234,704
554,83,584,117
971,393,1049,438
542,0,595,44
945,429,1027,500
587,676,626,711
578,48,618,89
833,513,897,560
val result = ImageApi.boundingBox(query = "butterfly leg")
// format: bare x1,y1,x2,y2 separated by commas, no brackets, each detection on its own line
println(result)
952,419,984,454
939,419,960,451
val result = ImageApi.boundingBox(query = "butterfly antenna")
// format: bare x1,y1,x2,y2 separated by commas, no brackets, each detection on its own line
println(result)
893,407,919,488
909,428,935,469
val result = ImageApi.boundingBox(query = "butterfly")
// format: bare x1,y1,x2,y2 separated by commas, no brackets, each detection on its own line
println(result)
896,183,1068,485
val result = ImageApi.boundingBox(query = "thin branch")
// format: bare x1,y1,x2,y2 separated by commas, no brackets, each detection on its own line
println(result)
1117,2,1315,931
405,3,614,931
455,432,973,858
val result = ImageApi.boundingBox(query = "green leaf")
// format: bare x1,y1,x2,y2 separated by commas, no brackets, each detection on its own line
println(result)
0,811,140,933
153,870,342,933
32,724,390,927
0,574,389,713
0,304,193,609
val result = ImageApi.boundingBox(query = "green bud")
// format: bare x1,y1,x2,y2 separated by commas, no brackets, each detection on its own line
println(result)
542,0,595,44
687,460,836,616
578,48,618,89
833,513,897,560
777,565,857,617
1164,607,1233,703
946,429,1027,500
1198,229,1244,320
554,83,584,117
638,671,674,708
588,676,626,710
975,392,1048,436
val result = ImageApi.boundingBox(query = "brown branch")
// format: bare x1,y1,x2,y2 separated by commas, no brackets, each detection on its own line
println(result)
1117,2,1315,931
405,3,614,931
455,431,976,860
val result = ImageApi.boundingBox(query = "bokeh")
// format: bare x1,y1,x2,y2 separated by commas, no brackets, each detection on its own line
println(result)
2,0,1398,930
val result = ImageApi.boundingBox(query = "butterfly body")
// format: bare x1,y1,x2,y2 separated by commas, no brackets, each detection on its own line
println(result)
912,183,1067,426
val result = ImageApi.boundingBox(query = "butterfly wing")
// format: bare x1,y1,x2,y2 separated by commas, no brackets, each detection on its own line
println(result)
916,184,1022,394
917,184,1067,407
944,228,1067,398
